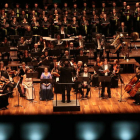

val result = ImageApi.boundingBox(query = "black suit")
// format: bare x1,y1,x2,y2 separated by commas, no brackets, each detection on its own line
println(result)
59,66,73,103
117,26,128,33
93,38,104,59
100,64,112,97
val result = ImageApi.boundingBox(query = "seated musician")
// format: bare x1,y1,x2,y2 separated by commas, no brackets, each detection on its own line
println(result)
93,34,104,59
117,22,128,33
22,50,32,64
38,51,50,66
31,43,40,53
62,50,71,59
78,67,91,98
100,58,112,98
1,37,10,61
55,34,63,45
79,50,85,56
69,42,75,50
40,67,53,101
24,26,33,38
1,66,23,98
22,68,34,100
75,35,85,49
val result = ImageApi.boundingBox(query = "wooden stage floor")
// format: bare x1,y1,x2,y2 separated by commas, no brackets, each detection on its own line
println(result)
1,74,140,115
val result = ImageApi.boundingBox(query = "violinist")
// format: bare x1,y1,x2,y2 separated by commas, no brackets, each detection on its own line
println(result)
100,58,112,98
95,56,103,67
75,35,85,49
1,66,23,98
38,51,50,66
0,61,6,76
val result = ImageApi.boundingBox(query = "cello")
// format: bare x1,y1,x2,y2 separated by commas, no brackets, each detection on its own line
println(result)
124,75,138,93
129,81,140,97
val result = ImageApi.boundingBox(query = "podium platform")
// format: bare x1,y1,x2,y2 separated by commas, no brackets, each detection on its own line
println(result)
53,100,80,112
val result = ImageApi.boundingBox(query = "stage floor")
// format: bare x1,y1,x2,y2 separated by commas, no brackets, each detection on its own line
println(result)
1,74,140,115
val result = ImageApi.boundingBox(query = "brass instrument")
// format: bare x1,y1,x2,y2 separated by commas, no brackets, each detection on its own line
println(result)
111,34,122,53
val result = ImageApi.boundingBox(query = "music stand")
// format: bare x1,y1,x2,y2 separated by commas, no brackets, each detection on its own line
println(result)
26,72,38,103
42,59,51,66
9,35,19,46
18,45,29,51
48,50,61,56
76,56,88,64
98,76,111,99
77,76,91,100
0,47,10,53
70,49,80,56
31,52,42,58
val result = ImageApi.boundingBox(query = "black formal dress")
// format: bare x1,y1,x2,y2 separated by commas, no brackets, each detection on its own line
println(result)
59,66,74,103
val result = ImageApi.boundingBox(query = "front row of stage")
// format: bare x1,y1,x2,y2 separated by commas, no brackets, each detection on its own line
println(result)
0,58,140,111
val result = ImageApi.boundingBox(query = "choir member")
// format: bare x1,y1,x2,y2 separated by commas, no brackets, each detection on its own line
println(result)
1,18,9,37
10,17,19,35
41,16,50,36
14,3,22,21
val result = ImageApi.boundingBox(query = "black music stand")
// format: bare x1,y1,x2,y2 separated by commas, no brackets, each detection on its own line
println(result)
42,59,51,66
18,45,29,51
0,47,10,52
31,52,42,58
9,35,19,46
40,79,53,101
77,77,91,100
70,49,80,56
27,61,38,69
14,78,23,107
98,76,111,99
26,72,38,103
48,50,61,56
76,56,88,65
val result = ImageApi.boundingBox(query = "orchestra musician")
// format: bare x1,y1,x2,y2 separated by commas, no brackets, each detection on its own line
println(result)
78,67,91,98
75,35,85,49
93,34,104,59
100,58,112,98
1,66,24,98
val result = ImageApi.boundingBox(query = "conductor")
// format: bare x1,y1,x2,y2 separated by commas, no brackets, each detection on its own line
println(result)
59,61,73,103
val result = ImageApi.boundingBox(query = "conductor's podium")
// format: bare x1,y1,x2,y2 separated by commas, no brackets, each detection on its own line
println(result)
53,83,80,112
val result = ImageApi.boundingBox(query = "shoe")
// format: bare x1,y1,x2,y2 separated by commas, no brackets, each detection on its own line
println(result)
67,101,71,103
61,101,65,103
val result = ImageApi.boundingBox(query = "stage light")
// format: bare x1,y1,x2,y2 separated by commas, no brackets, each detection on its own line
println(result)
76,122,104,140
112,121,140,140
0,123,13,140
21,123,49,140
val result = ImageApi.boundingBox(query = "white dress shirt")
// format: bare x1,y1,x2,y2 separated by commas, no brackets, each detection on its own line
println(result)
104,64,108,76
97,39,101,49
